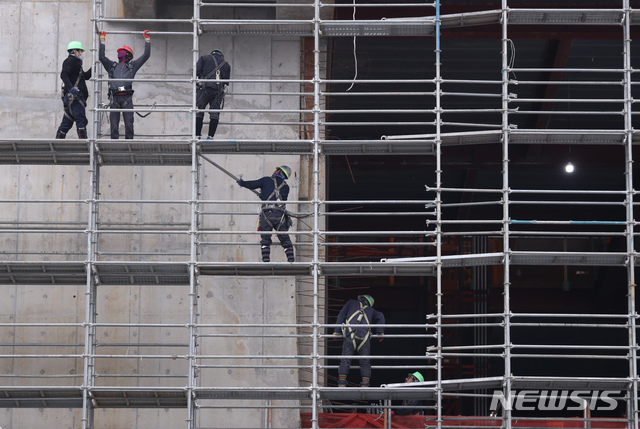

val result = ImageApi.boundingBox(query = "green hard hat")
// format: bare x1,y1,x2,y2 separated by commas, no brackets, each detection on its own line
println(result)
67,41,84,52
358,294,374,307
409,371,424,383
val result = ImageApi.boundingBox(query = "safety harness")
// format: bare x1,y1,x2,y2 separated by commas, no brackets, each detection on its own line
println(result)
260,177,289,230
63,73,84,122
197,54,228,110
342,301,371,352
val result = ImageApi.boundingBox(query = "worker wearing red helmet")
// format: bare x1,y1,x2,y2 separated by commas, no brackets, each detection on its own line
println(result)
98,30,151,139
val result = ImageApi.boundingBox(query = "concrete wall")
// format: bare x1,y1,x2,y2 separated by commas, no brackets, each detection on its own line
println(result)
0,0,311,427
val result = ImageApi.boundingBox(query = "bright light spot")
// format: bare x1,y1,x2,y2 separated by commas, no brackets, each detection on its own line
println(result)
565,162,574,173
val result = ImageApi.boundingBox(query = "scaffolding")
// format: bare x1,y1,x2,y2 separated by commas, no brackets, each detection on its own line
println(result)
0,0,639,428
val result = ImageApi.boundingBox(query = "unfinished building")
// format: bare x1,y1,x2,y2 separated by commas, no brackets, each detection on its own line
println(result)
0,0,639,428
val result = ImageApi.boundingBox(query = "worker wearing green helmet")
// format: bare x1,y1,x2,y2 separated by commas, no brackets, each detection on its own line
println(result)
236,166,295,262
55,41,92,139
393,371,426,416
332,294,385,387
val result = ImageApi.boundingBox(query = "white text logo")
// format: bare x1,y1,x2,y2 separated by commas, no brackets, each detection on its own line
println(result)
489,390,619,412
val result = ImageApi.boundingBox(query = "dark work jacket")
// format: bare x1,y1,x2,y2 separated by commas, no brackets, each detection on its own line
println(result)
196,52,231,90
60,55,92,98
238,175,289,202
99,42,151,93
334,297,385,335
395,398,424,416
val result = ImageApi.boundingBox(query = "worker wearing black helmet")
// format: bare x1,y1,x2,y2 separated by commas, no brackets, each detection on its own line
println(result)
332,294,385,387
98,29,151,139
236,166,294,263
196,49,231,139
56,41,92,139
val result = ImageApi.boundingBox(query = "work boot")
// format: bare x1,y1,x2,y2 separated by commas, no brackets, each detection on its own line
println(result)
77,128,88,139
359,381,370,387
56,130,66,139
285,247,294,263
261,245,270,263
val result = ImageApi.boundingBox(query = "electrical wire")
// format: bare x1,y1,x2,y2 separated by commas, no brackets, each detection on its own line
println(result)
346,0,358,91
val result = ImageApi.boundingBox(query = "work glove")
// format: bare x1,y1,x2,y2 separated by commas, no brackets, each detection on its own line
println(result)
143,30,150,42
332,332,342,339
99,31,106,42
236,179,243,185
69,87,80,96
377,333,384,342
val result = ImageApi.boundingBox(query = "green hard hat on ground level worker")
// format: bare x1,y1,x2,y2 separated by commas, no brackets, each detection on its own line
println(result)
67,41,84,52
408,371,424,383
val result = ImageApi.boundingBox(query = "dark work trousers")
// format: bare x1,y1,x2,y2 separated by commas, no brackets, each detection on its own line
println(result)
339,337,371,382
56,93,88,138
110,94,134,139
196,87,224,138
259,209,294,262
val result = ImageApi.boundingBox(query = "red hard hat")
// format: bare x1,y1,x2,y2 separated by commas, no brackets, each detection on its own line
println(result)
117,45,134,56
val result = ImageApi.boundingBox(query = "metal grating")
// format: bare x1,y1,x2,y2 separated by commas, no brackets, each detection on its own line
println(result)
91,388,188,408
509,130,630,145
0,388,84,408
0,262,87,285
195,387,311,400
320,261,436,276
197,262,312,276
96,141,193,166
510,251,628,266
201,20,436,37
93,263,191,285
508,9,627,25
0,139,90,165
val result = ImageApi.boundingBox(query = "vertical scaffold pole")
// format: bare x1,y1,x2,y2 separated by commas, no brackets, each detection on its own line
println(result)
501,1,513,429
434,0,443,428
83,1,102,427
187,1,201,427
311,0,321,426
622,2,638,429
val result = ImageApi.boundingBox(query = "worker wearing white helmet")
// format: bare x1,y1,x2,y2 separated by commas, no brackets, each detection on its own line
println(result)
56,41,92,139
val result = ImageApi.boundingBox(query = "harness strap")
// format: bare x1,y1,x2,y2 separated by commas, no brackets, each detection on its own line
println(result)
203,55,228,81
343,301,371,351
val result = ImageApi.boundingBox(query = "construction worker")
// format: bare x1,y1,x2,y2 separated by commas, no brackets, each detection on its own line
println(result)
195,49,231,139
332,294,385,387
56,41,92,139
236,166,295,263
393,371,425,415
98,29,151,139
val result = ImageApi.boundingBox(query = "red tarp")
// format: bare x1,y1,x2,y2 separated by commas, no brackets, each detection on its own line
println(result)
300,413,628,428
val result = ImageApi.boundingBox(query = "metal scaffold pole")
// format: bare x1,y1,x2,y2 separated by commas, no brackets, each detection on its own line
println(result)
311,0,322,426
622,2,638,428
501,2,513,428
434,0,443,428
